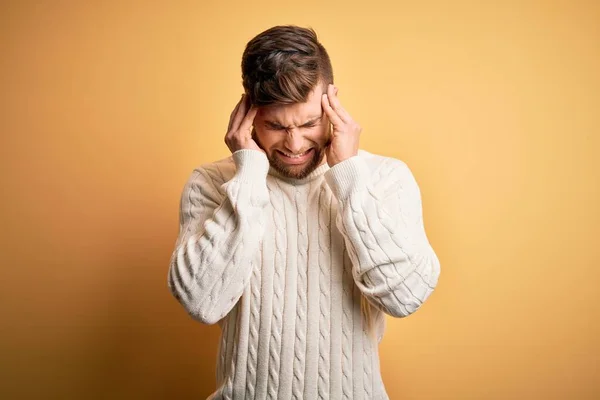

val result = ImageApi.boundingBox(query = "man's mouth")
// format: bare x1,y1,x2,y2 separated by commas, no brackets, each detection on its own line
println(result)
277,148,313,165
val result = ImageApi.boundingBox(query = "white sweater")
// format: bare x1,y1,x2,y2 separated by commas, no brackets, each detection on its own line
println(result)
168,149,440,400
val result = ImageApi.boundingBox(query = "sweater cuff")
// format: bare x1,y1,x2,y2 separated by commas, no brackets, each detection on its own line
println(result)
325,156,370,201
232,150,270,183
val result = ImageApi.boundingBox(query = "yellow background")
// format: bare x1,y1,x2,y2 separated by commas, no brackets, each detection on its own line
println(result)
1,1,599,399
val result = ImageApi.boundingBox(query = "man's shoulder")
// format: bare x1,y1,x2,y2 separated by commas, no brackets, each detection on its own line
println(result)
196,154,236,170
189,155,237,187
357,149,410,174
355,150,419,192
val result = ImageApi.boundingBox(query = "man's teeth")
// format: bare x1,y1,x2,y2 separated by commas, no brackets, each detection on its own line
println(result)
282,150,309,158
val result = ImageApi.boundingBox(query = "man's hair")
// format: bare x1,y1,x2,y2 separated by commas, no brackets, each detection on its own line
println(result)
241,25,334,106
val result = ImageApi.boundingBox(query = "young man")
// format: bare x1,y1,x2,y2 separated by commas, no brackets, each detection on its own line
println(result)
168,25,440,400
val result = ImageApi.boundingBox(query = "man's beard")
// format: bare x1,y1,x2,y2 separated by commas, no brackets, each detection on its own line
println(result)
253,129,327,180
268,146,326,179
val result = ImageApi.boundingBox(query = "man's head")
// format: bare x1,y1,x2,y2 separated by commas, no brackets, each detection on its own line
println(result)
241,25,334,179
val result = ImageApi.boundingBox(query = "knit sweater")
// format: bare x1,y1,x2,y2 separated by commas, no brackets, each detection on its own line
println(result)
168,149,440,400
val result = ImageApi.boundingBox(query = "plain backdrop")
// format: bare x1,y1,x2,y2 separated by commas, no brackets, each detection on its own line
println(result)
1,1,599,399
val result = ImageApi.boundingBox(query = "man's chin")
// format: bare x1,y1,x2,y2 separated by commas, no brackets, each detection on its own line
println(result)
271,163,313,180
268,150,324,179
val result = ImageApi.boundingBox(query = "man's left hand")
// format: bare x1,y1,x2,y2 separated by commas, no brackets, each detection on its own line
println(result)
321,84,362,167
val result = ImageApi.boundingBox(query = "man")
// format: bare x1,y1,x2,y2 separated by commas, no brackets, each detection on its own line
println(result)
168,25,440,400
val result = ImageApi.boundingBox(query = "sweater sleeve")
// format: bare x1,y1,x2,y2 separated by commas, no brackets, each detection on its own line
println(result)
324,155,441,318
167,150,270,324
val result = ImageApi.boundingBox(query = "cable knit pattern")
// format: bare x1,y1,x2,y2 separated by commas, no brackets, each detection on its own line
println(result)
223,306,240,400
292,185,310,399
168,149,441,400
245,258,262,399
341,245,353,400
266,184,286,399
362,303,373,400
317,186,331,400
216,314,228,386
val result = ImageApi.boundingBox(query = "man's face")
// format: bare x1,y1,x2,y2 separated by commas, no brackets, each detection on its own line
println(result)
252,83,331,179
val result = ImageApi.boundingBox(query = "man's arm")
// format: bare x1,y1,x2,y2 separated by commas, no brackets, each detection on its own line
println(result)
325,156,441,317
168,94,268,325
168,150,270,324
321,83,440,317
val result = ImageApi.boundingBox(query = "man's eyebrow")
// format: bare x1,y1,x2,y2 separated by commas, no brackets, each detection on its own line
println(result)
265,115,323,129
300,115,323,125
264,120,292,130
265,120,284,127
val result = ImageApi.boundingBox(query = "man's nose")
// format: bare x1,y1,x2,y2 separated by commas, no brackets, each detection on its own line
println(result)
284,130,304,153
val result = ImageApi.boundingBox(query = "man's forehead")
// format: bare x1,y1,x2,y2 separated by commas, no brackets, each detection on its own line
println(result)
259,101,322,122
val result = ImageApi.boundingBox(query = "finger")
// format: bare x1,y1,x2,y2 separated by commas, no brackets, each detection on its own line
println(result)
227,95,245,132
231,94,250,131
239,105,258,133
322,93,343,127
327,84,351,123
231,94,251,132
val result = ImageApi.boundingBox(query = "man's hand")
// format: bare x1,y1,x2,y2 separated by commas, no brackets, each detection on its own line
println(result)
321,84,361,167
225,94,263,154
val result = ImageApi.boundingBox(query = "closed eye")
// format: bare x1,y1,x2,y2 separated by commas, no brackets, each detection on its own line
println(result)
301,116,323,128
300,123,317,128
265,117,320,130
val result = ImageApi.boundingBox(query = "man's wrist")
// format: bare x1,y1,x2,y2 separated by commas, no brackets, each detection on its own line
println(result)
327,152,357,167
324,156,369,200
232,150,270,182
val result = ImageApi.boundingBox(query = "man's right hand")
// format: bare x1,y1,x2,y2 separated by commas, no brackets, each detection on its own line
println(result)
224,94,263,154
